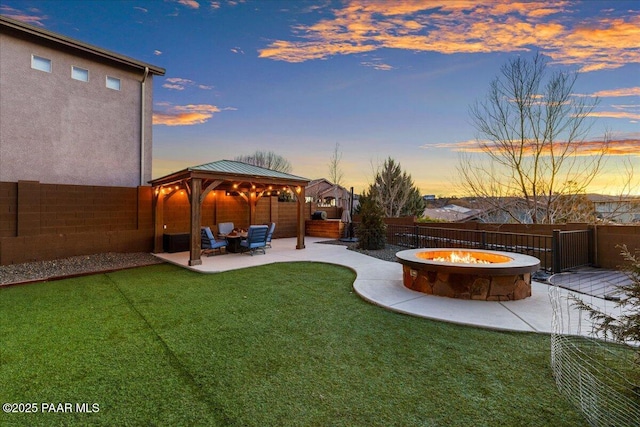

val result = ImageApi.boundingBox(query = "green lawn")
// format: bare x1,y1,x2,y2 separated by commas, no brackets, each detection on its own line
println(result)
1,262,586,426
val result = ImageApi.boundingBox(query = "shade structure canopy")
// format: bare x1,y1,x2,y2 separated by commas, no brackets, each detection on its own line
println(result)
149,160,310,266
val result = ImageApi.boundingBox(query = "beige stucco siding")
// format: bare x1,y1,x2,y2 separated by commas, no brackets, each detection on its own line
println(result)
0,32,154,186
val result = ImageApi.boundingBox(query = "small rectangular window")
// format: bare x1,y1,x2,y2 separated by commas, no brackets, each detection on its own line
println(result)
31,55,51,72
72,66,89,82
106,76,121,90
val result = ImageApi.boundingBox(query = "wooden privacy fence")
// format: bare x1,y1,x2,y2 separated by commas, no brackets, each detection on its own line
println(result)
380,224,592,273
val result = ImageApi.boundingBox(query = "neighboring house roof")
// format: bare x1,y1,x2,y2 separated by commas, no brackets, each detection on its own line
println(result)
587,194,640,204
423,204,480,222
307,178,331,187
307,178,339,191
306,178,351,203
588,194,640,223
307,178,348,192
150,159,309,187
0,15,165,75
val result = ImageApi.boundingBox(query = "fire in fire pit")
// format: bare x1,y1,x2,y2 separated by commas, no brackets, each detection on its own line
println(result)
431,251,491,264
415,250,513,265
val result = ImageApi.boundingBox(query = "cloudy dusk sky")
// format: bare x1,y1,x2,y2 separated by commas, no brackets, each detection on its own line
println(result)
2,0,639,195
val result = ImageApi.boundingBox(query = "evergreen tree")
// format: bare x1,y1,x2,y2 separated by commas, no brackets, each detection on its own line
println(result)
356,188,387,250
371,157,425,217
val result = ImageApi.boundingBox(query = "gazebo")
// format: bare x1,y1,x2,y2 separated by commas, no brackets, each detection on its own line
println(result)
149,160,310,266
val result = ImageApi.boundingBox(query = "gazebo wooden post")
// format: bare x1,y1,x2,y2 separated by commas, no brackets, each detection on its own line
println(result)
152,188,164,253
189,178,202,266
249,192,257,225
296,186,306,249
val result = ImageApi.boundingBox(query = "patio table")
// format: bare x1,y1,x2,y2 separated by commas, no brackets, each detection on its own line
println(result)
221,232,247,253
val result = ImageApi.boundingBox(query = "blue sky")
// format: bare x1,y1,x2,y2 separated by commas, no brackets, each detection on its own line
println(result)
2,0,639,195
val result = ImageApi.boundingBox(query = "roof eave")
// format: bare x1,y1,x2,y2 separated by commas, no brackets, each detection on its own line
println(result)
190,170,309,185
1,15,165,75
149,169,310,188
148,169,192,186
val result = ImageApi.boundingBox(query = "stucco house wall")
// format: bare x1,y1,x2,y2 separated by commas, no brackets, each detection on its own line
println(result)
0,16,165,265
0,16,164,187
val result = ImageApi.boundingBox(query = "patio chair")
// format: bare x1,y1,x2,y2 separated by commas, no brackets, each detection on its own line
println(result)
239,225,269,255
201,226,228,256
265,222,276,248
217,222,234,237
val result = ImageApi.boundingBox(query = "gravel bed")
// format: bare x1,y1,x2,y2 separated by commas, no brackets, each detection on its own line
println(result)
0,252,164,286
317,239,404,263
0,242,402,286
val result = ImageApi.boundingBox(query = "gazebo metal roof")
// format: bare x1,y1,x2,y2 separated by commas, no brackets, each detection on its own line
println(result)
190,160,308,180
149,160,309,187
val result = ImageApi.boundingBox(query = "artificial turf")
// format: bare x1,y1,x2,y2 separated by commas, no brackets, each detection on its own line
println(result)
0,262,587,426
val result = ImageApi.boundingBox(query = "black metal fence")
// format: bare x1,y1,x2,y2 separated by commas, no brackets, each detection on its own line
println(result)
378,224,592,273
552,229,592,273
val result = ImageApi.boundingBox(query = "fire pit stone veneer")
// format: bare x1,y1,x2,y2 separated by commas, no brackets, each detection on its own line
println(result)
396,248,540,301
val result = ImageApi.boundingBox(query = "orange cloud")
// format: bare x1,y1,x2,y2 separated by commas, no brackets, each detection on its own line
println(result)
590,87,640,97
153,104,225,126
176,0,200,9
551,16,640,71
258,0,639,72
427,139,481,151
589,111,640,120
426,138,640,156
581,139,640,157
587,100,640,121
259,40,376,63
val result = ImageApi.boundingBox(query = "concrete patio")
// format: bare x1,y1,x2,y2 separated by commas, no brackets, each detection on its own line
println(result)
154,237,622,336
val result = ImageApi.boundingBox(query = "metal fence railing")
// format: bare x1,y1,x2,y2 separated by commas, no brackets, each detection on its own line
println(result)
374,224,592,273
552,229,593,273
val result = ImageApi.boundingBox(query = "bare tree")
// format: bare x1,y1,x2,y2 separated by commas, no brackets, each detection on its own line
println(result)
459,53,609,224
235,151,292,173
328,143,345,208
328,143,344,187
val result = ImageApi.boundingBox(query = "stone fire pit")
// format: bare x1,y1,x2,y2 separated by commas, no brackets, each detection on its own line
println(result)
396,248,540,301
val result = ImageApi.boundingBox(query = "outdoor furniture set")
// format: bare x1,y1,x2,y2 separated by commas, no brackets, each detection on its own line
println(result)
201,222,275,256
